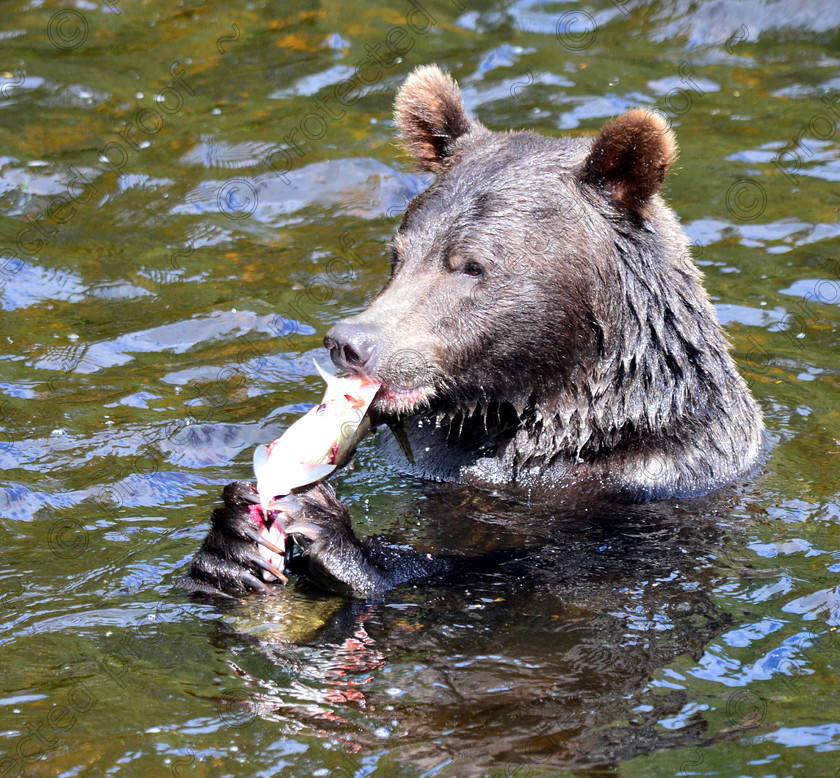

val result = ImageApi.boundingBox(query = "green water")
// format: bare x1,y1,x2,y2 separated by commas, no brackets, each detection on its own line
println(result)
1,0,840,775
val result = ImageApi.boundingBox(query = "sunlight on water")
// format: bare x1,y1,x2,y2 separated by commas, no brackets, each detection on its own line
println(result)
0,0,839,775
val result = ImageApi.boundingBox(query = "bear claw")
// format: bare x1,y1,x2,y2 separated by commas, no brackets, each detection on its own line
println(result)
286,522,323,543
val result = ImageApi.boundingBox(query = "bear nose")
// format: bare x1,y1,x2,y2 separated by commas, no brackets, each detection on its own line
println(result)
324,322,379,375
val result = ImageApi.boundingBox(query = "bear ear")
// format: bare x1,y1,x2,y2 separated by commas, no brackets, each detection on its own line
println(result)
395,65,483,172
583,110,677,212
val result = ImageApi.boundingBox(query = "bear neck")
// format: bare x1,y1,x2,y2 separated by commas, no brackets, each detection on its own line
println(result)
504,231,764,498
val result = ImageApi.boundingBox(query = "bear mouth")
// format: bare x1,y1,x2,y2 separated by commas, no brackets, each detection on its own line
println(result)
371,381,433,418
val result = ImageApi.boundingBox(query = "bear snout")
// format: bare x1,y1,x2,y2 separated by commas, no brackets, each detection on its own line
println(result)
324,321,380,377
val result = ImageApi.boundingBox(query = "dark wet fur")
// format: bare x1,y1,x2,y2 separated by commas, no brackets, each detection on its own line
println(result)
327,67,764,501
180,67,764,598
177,481,283,597
180,481,455,598
285,483,455,597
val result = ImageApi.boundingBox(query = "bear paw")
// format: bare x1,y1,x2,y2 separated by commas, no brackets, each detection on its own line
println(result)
286,483,386,597
177,480,290,597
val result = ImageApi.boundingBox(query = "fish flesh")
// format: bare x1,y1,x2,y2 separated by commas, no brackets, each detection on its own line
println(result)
253,362,380,512
248,364,379,584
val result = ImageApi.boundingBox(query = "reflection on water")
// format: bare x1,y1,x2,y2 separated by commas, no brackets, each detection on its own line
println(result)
246,490,745,770
1,0,840,774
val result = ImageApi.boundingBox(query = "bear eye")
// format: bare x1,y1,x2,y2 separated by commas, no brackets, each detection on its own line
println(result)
462,261,483,277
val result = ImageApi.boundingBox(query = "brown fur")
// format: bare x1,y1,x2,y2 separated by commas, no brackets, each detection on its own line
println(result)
584,110,678,212
182,67,767,600
394,65,486,172
325,66,763,501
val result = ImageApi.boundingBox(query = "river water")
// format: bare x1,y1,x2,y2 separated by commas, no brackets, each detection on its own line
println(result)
1,0,840,775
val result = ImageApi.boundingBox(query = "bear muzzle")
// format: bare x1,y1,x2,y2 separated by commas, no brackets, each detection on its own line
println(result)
324,320,437,417
324,321,380,376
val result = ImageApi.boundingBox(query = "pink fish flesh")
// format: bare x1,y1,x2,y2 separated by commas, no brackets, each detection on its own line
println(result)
253,363,381,513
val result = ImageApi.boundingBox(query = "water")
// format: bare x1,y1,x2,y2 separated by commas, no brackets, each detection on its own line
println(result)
1,0,839,775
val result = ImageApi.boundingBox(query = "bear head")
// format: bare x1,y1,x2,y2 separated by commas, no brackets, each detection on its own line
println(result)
324,65,758,477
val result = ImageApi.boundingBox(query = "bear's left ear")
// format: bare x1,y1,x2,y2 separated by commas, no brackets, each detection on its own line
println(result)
582,110,677,213
395,65,485,172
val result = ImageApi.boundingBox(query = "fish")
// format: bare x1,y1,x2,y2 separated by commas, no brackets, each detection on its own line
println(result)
253,362,380,514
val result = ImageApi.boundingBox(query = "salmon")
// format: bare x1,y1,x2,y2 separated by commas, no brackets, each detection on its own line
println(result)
253,363,380,513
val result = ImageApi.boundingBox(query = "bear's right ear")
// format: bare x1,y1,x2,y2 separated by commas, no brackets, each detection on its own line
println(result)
395,65,484,172
582,110,677,213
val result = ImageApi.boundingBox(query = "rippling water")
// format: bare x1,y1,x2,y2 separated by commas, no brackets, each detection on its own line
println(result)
1,1,839,775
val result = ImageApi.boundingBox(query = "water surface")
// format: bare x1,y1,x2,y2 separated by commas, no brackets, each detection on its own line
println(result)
1,0,840,775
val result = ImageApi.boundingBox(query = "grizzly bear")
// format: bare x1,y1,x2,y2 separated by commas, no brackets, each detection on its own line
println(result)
180,65,763,598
